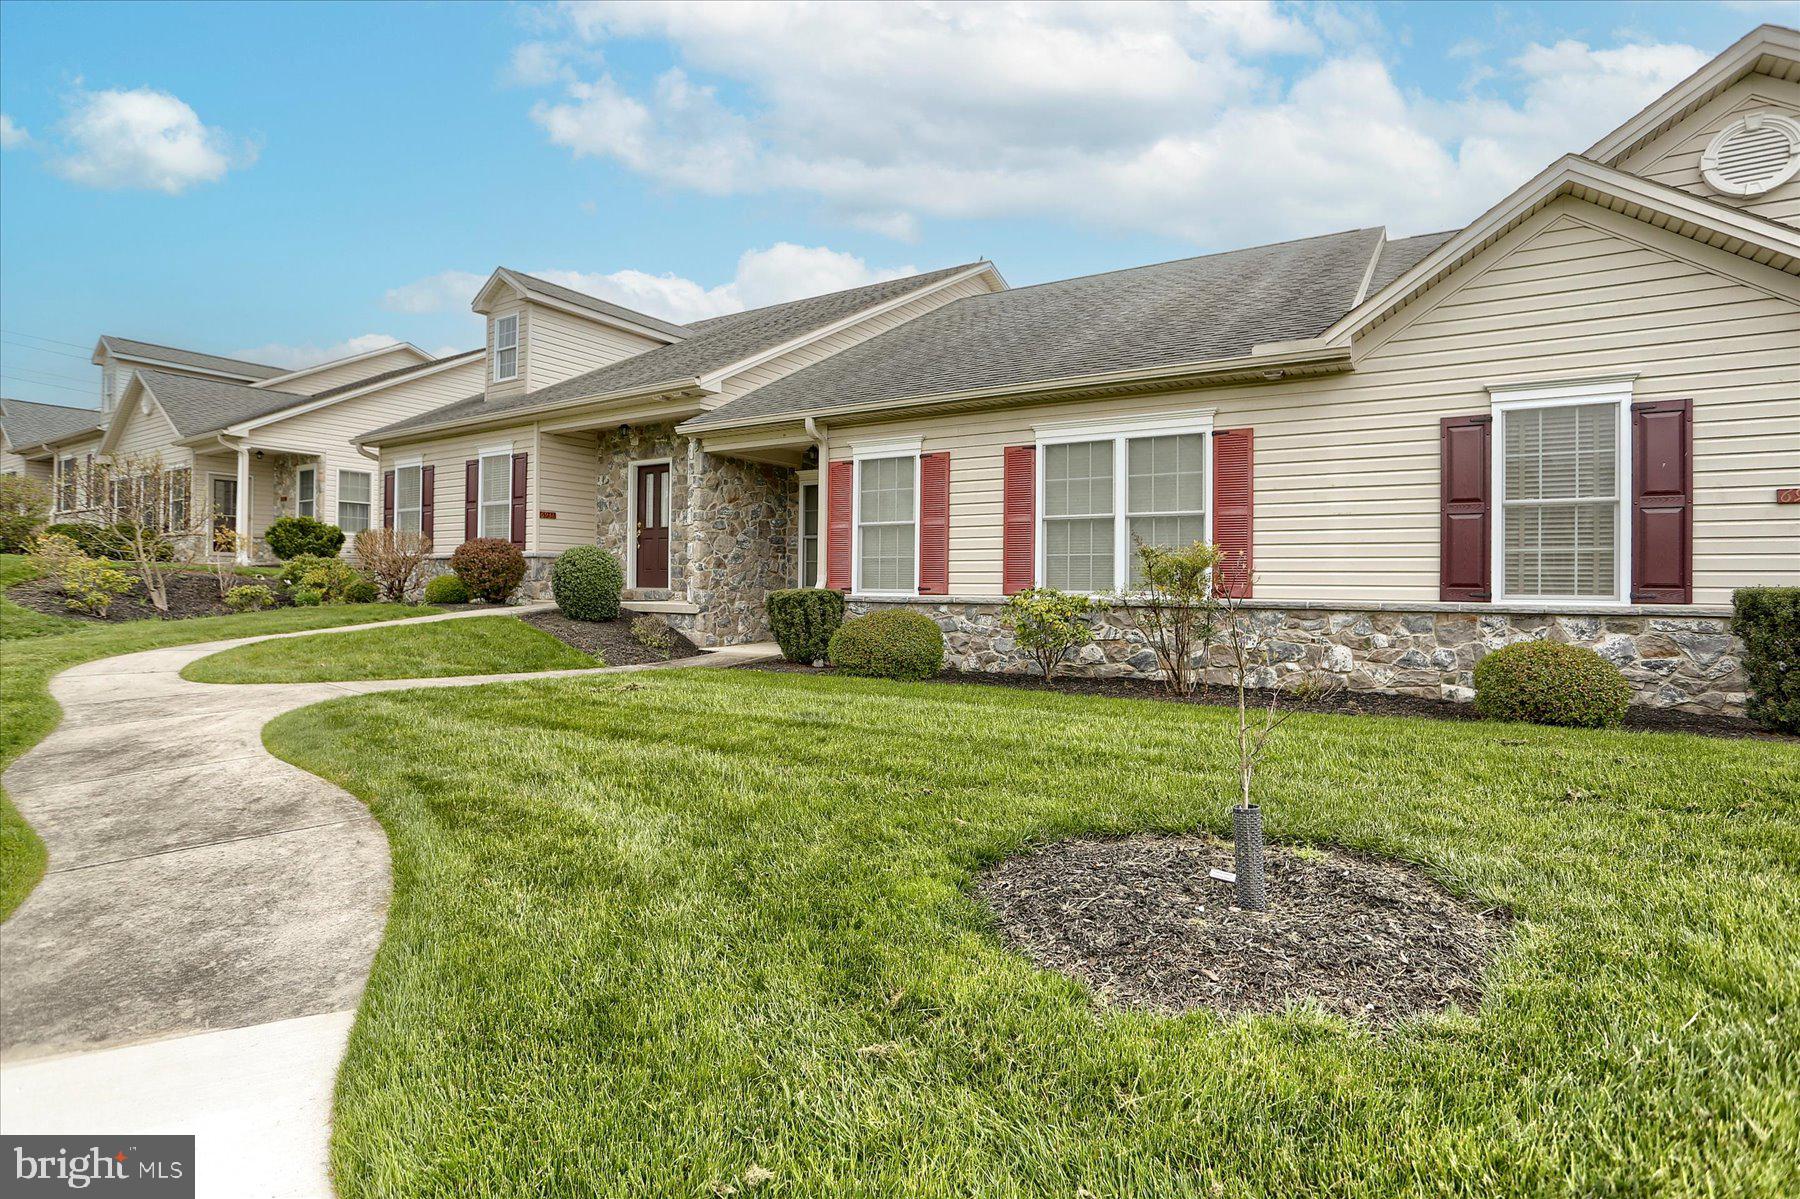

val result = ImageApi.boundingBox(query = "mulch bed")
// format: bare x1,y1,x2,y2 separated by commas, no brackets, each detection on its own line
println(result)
7,570,284,624
742,660,1779,740
977,835,1510,1026
521,609,699,667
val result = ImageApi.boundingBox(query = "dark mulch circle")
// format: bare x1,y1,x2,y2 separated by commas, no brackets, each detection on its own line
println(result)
521,609,699,667
8,570,285,623
977,835,1511,1026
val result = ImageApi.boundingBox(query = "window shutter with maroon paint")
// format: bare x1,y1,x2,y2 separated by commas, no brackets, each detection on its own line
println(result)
383,471,395,530
510,452,528,547
1001,445,1035,595
1211,428,1254,598
918,452,950,595
825,459,853,591
420,465,435,544
464,460,478,541
1439,415,1490,601
1631,398,1693,604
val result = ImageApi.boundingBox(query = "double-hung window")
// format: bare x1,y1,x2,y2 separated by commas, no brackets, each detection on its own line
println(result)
57,456,76,512
1038,413,1212,593
337,470,372,534
1494,383,1628,602
168,469,190,531
394,463,423,533
492,314,519,383
854,447,918,594
479,450,513,539
296,466,316,519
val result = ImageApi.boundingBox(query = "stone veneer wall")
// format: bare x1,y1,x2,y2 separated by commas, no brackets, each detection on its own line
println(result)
419,552,556,601
681,444,797,644
846,597,1748,715
595,425,690,600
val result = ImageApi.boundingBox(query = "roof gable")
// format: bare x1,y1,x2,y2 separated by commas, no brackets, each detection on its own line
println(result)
107,370,311,447
470,268,693,343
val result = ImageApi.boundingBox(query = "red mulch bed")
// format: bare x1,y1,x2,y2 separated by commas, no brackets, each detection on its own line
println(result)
8,570,285,623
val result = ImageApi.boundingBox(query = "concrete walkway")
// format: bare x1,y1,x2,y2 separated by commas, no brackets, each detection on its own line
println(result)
0,607,774,1197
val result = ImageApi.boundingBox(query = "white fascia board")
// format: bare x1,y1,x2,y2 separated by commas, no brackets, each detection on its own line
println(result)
694,263,1003,392
251,341,430,390
469,268,526,314
104,353,268,385
223,351,484,437
352,377,709,449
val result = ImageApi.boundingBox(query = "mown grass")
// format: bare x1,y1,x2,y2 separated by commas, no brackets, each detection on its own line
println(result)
182,614,597,684
0,553,439,919
261,668,1800,1198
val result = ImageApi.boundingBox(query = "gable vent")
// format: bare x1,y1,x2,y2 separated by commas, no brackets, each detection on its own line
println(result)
1701,112,1800,198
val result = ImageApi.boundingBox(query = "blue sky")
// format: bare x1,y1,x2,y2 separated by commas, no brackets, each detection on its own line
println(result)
0,0,1777,409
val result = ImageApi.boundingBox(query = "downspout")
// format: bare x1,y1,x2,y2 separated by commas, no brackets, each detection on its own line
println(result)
804,417,828,587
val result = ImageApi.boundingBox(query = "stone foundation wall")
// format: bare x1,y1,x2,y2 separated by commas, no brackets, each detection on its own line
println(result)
846,597,1746,715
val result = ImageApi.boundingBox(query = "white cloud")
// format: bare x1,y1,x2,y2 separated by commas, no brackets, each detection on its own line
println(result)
49,87,248,194
525,3,1709,244
382,269,488,314
235,334,404,372
0,114,28,149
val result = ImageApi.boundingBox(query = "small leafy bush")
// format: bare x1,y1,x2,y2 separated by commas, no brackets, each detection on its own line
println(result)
552,545,623,620
224,584,276,613
353,528,432,602
28,532,86,589
265,515,344,560
292,587,323,607
61,556,137,616
1473,640,1631,728
343,579,379,604
0,475,50,553
630,614,675,657
423,574,471,605
1733,587,1798,733
451,538,526,604
45,521,172,561
828,608,945,681
278,554,372,605
1001,587,1097,682
766,588,845,664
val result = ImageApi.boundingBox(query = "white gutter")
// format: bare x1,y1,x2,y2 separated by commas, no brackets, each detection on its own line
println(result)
356,376,709,448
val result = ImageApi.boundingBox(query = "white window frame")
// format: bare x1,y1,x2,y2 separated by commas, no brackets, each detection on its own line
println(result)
296,465,316,519
337,469,373,535
393,458,424,533
1489,378,1632,607
56,456,77,512
478,446,514,541
797,469,821,587
850,436,922,597
491,314,520,384
1033,410,1215,595
625,455,675,589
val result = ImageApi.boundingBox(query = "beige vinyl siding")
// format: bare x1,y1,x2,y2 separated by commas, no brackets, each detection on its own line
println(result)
259,346,428,396
522,303,663,392
715,273,999,404
108,394,193,472
190,450,277,539
1618,75,1800,227
533,429,601,553
816,199,1798,606
378,427,534,551
2,447,51,480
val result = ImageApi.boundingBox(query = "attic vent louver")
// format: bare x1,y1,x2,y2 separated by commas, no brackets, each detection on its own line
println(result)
1700,112,1800,198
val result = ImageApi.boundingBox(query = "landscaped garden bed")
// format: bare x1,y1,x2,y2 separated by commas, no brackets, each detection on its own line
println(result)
520,608,698,666
5,567,284,624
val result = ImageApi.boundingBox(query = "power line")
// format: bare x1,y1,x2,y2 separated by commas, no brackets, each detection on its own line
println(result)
0,329,94,352
3,364,99,387
0,375,96,397
0,338,96,363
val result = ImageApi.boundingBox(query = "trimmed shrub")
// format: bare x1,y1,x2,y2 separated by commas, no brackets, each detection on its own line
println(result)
224,584,276,613
45,521,172,561
551,545,623,620
451,538,527,604
343,579,379,604
1000,587,1096,682
423,574,471,605
1733,587,1799,733
61,556,137,616
766,588,845,664
278,554,372,605
1473,640,1631,728
828,609,945,681
0,475,50,553
264,515,344,560
291,587,323,607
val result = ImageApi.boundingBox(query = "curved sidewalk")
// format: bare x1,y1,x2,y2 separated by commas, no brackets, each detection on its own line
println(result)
0,607,773,1197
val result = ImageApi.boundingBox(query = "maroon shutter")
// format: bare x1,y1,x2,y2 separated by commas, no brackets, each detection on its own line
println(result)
1631,398,1693,604
420,465,435,546
1438,415,1491,601
826,459,853,591
382,470,395,530
1212,428,1254,598
464,459,478,541
1001,445,1035,595
918,452,950,595
510,452,528,547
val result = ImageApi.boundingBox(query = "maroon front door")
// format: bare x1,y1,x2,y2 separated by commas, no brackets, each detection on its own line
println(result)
635,462,670,589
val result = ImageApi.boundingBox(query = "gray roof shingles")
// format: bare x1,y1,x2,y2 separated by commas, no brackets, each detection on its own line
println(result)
307,349,483,401
364,262,985,442
1367,230,1460,296
135,370,311,438
99,336,285,381
685,228,1385,429
1,397,107,449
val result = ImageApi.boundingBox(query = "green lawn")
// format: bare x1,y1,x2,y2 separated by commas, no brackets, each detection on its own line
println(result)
260,669,1800,1198
0,554,439,919
182,615,598,683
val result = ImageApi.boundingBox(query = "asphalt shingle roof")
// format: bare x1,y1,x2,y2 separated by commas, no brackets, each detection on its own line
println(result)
99,336,285,381
134,370,311,438
0,397,107,449
504,270,696,342
1367,229,1459,297
364,263,986,442
685,229,1385,429
307,349,483,401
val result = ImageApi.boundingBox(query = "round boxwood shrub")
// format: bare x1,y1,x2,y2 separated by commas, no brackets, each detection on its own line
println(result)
450,538,527,603
1472,640,1631,728
343,578,379,604
551,545,623,621
828,609,945,681
264,515,345,561
423,573,471,605
766,587,845,663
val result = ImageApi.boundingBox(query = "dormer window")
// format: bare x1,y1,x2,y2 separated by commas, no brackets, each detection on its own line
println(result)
492,314,519,383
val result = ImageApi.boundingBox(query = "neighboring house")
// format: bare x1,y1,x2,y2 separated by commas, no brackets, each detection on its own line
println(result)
2,398,107,485
360,24,1800,714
